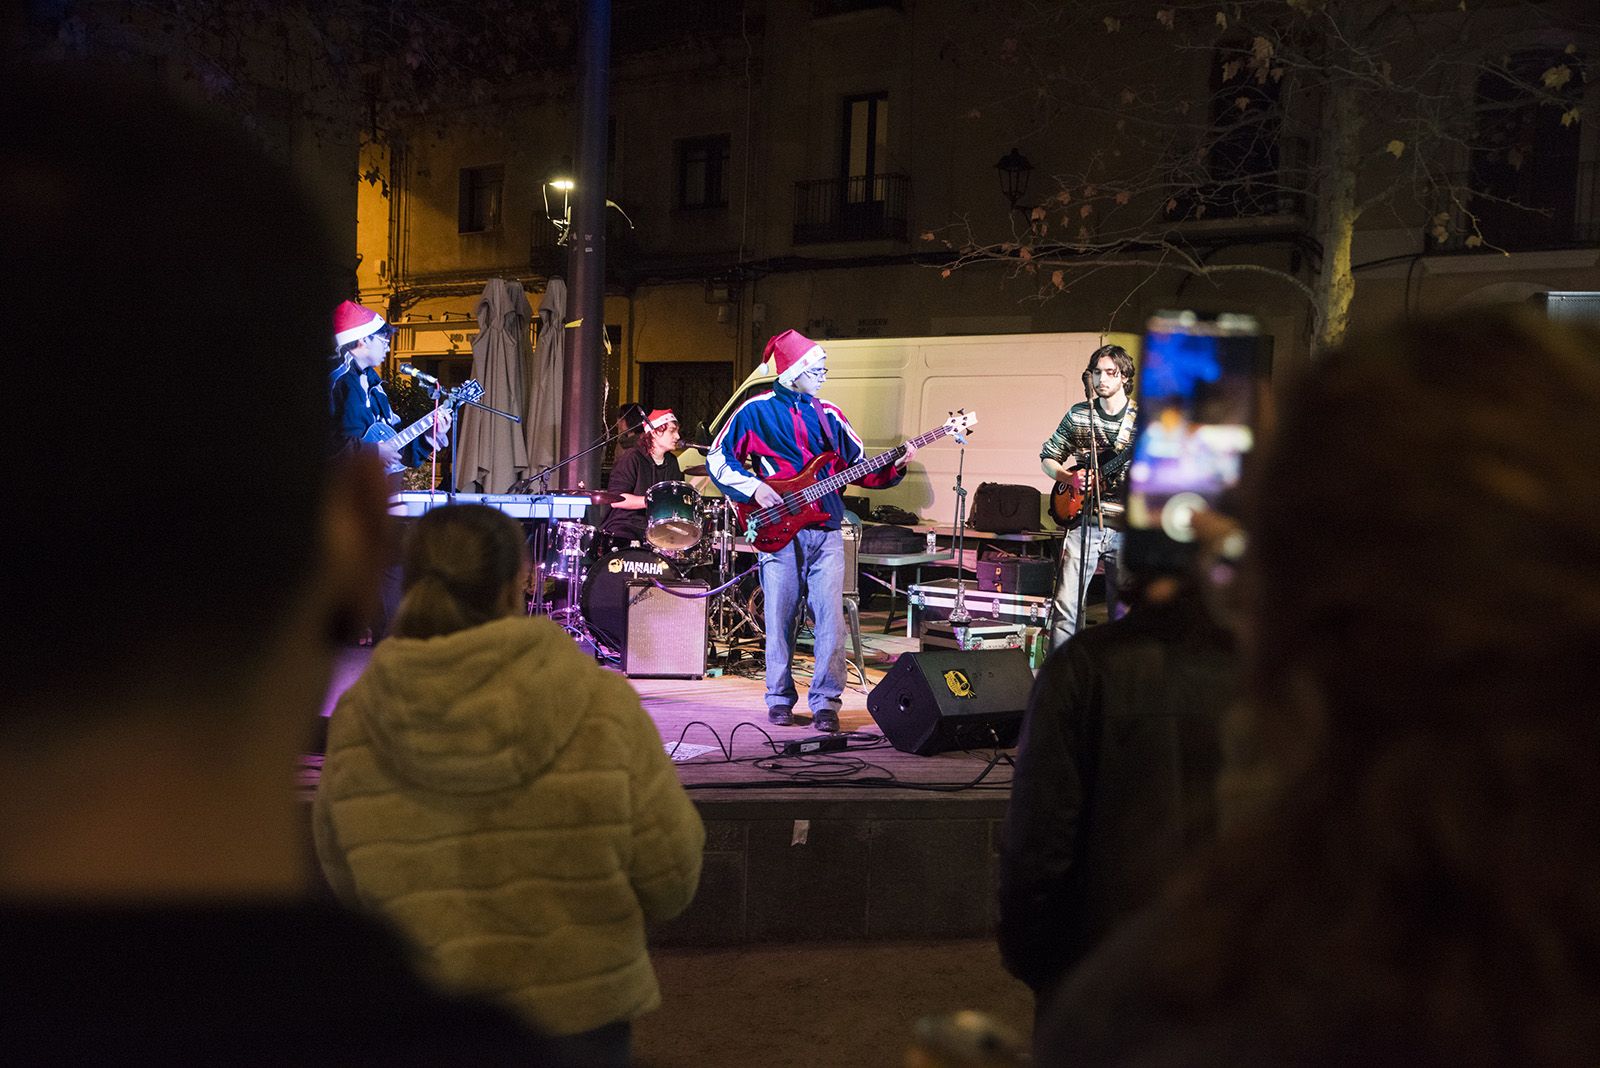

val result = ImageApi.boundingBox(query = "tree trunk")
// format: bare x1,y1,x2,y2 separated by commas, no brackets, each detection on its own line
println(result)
1310,85,1364,355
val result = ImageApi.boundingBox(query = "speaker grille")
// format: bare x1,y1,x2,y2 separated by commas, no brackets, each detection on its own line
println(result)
623,582,708,679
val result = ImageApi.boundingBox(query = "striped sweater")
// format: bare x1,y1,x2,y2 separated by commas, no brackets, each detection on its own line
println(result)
707,381,904,531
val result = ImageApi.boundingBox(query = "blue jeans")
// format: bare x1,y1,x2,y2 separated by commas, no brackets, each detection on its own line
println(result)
760,527,847,714
1051,524,1122,649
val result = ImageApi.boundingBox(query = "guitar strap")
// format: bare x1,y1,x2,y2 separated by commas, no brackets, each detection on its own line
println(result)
806,397,840,460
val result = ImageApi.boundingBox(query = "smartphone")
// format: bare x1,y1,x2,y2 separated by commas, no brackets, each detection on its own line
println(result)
1123,310,1264,574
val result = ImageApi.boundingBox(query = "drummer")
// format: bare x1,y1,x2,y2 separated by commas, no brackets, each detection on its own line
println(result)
598,408,683,552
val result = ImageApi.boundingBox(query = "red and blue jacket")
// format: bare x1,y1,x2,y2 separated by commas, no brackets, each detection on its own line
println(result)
707,381,904,531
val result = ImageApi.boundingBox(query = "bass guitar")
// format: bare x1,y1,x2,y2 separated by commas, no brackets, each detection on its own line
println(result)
1048,445,1132,524
736,410,977,553
362,379,484,474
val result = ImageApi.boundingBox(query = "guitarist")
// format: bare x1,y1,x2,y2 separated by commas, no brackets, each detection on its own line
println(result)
1041,343,1138,650
330,301,452,474
329,301,452,639
707,329,916,732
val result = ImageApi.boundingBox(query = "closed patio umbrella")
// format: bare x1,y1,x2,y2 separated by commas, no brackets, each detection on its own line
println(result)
524,278,567,483
455,278,532,493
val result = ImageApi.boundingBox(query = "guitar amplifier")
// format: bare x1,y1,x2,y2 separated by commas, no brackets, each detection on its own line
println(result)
624,581,708,679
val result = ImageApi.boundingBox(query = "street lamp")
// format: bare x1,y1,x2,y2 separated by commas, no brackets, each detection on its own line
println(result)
995,147,1033,211
542,157,576,240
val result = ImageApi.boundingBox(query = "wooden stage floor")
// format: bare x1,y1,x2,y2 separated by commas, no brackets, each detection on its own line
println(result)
315,623,1020,805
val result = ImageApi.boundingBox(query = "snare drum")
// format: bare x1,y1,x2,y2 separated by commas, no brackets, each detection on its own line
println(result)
644,480,702,551
580,546,681,651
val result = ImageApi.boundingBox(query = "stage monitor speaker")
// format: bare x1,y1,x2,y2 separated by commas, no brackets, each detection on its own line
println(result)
624,581,708,679
866,648,1031,755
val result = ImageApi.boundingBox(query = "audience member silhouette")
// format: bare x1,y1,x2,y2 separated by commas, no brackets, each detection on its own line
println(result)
1038,308,1600,1065
1,63,563,1063
315,503,706,1068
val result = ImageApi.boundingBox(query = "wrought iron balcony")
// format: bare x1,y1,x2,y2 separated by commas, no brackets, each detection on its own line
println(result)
793,174,910,245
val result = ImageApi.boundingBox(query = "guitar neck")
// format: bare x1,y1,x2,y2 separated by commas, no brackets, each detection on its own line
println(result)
788,424,950,506
392,399,456,449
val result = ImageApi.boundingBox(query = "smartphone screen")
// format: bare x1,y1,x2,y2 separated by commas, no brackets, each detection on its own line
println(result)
1124,311,1262,572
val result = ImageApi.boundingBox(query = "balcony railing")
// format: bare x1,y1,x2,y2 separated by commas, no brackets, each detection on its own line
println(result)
793,174,910,244
1433,161,1599,252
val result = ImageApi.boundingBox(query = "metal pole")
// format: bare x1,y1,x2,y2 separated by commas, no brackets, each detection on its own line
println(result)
561,0,610,492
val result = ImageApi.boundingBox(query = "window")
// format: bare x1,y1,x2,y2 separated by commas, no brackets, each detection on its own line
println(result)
841,93,889,203
676,135,730,210
1469,50,1586,249
458,164,504,234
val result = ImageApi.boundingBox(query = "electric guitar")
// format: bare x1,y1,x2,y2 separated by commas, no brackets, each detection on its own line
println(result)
1048,445,1133,524
736,411,977,553
362,379,484,474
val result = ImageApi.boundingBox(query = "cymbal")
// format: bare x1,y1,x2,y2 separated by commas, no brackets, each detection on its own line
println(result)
682,464,709,477
571,489,624,505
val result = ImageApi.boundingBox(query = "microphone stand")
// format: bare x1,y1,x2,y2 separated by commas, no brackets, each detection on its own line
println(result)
1072,378,1104,634
509,421,641,495
413,379,523,499
948,443,971,625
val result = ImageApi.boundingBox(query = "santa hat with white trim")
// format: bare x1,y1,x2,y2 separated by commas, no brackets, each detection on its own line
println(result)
644,409,678,431
764,329,826,386
333,300,389,349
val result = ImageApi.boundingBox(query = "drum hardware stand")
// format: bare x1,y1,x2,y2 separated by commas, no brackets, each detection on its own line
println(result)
922,441,974,648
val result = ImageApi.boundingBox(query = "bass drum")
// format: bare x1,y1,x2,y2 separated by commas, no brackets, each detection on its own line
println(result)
580,546,681,651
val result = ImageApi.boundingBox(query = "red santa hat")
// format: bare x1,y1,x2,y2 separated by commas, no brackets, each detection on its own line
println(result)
333,300,389,349
763,329,826,385
644,409,678,431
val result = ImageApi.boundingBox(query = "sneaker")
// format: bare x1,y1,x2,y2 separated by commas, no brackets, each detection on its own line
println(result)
812,710,840,733
767,706,794,727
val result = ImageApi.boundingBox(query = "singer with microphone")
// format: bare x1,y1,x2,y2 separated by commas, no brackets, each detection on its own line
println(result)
597,408,683,552
330,301,452,473
1040,343,1138,649
330,301,453,641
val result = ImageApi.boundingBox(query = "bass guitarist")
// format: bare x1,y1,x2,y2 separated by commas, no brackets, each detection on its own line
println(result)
1041,343,1138,650
707,329,916,732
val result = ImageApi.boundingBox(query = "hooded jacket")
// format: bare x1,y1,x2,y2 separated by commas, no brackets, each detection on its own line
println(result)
313,615,705,1036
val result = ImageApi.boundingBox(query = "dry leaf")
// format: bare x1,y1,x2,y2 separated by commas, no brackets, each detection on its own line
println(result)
1080,204,1093,218
1157,8,1176,29
1052,269,1065,289
1166,197,1179,214
1030,206,1047,221
940,269,952,278
1215,11,1228,29
1114,190,1131,205
966,108,982,120
1542,65,1572,91
1019,246,1033,261
1507,147,1524,170
1177,100,1191,115
1565,43,1578,55
1465,235,1483,248
1235,96,1251,112
1120,88,1136,105
1560,106,1581,128
1222,59,1242,82
920,231,936,242
1385,140,1405,159
1103,16,1121,32
1431,225,1448,242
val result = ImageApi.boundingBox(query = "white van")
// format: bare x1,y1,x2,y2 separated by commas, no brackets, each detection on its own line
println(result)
680,331,1138,528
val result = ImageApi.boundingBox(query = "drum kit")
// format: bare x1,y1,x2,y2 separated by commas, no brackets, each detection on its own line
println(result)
530,480,764,659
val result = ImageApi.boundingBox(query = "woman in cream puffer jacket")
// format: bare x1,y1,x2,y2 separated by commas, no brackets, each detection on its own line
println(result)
314,504,704,1062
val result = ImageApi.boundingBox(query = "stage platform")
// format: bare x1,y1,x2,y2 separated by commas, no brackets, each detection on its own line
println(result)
305,618,1028,947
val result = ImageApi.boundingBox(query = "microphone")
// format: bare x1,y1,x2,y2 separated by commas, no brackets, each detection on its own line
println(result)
400,363,439,385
